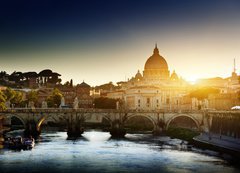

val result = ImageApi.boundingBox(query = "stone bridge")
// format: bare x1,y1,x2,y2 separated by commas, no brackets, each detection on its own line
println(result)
0,108,211,138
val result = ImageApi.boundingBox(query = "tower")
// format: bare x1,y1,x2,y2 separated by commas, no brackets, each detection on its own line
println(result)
232,58,237,78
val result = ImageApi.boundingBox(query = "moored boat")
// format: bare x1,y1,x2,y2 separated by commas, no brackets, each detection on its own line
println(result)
4,136,35,150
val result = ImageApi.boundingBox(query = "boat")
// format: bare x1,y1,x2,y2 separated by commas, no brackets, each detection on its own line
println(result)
23,137,35,149
4,136,35,150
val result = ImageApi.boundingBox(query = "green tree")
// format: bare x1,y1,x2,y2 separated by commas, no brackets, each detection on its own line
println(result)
3,88,15,101
94,97,117,109
3,88,23,107
0,91,6,110
27,90,38,104
11,91,23,107
47,88,63,107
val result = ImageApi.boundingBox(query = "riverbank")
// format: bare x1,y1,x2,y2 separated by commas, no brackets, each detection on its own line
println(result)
166,127,199,143
193,133,240,159
166,127,240,159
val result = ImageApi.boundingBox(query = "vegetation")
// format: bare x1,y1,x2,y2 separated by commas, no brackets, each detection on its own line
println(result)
11,91,23,107
95,82,120,91
26,90,38,105
0,91,6,110
3,88,24,107
189,87,220,100
63,79,73,87
47,88,63,107
166,127,200,142
94,97,117,109
0,69,62,88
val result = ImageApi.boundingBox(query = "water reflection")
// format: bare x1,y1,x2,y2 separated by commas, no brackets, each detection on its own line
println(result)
82,130,111,142
0,130,239,173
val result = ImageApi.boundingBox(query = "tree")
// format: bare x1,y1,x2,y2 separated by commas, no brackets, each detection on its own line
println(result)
0,91,6,110
3,88,15,102
8,71,23,83
94,97,117,109
11,91,23,106
95,82,116,91
47,88,63,107
26,90,38,104
0,71,7,79
3,88,23,107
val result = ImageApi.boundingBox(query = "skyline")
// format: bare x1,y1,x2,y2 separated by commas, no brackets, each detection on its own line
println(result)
1,0,240,86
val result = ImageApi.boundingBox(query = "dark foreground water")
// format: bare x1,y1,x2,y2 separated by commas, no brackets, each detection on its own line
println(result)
0,131,239,173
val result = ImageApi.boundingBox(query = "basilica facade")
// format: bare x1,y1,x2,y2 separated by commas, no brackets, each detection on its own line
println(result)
107,45,191,111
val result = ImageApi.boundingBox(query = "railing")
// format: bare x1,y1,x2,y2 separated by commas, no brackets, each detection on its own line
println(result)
206,110,240,115
0,108,118,113
0,108,205,114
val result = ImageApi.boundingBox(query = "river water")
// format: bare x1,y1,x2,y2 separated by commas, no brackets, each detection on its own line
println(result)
0,130,239,173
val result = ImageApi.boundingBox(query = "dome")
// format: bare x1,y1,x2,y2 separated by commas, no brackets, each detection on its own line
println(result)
170,70,179,81
144,45,168,70
143,45,170,80
78,81,90,88
135,70,143,79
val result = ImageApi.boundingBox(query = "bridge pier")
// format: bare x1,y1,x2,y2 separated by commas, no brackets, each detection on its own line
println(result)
152,117,166,136
67,126,84,138
67,113,84,138
152,126,166,136
24,120,41,138
109,120,126,138
0,115,4,148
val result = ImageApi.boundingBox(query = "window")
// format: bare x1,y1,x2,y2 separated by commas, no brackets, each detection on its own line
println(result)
147,98,150,104
166,98,170,104
147,98,150,107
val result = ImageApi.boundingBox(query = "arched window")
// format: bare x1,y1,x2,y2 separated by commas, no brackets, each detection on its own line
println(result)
147,98,150,107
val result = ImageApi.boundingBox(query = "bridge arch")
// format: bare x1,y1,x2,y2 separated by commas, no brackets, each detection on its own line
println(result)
166,114,200,130
6,114,26,128
125,114,157,130
36,116,46,131
36,113,67,131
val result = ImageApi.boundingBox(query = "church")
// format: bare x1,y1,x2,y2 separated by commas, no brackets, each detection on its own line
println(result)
107,45,191,111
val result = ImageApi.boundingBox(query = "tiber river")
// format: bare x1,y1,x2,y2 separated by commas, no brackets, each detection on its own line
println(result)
0,130,239,173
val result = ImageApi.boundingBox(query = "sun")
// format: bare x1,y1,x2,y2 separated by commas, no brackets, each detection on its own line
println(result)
186,76,199,85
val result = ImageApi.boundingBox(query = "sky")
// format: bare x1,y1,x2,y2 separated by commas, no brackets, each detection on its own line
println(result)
0,0,240,86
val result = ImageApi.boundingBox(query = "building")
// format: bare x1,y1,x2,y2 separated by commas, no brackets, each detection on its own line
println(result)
37,88,54,106
76,81,93,108
58,86,76,106
196,59,240,110
107,45,191,111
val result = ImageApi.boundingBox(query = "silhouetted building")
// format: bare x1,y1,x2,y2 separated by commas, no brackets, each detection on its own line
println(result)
76,81,93,108
58,86,76,107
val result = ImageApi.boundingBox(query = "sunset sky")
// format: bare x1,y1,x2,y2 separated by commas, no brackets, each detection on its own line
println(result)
0,0,240,86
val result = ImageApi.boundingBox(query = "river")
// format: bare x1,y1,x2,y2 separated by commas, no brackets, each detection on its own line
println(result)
0,130,239,173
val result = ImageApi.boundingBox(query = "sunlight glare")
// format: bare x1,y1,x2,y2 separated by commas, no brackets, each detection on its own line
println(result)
186,76,199,85
82,131,111,142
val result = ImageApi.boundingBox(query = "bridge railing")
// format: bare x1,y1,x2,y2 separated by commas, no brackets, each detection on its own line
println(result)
0,108,205,114
0,108,119,113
